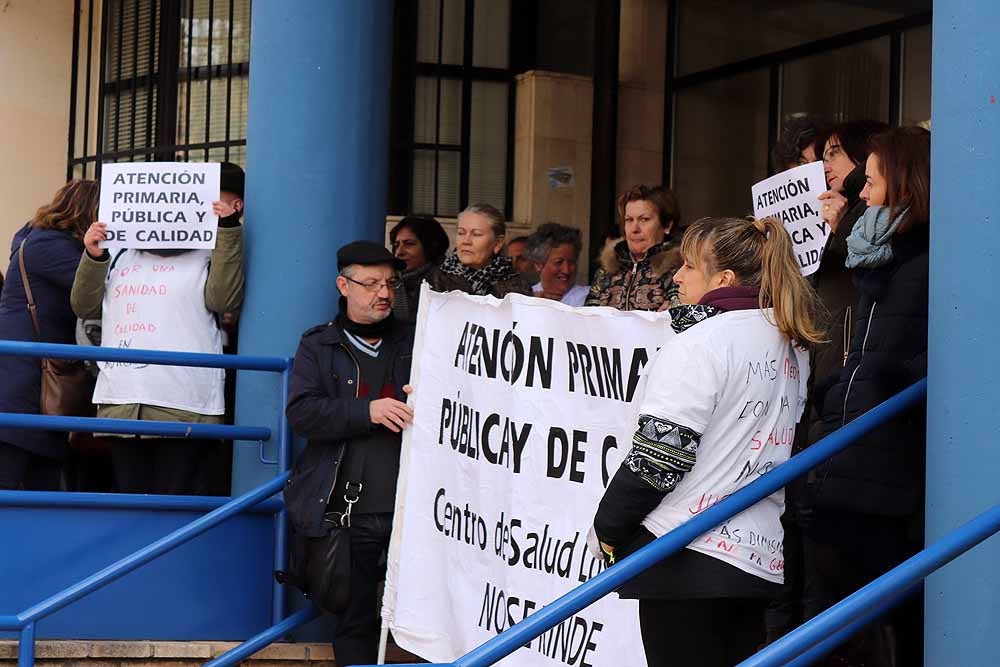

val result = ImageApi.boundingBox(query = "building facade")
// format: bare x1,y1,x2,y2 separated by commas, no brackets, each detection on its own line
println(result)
1,0,932,276
11,3,1000,664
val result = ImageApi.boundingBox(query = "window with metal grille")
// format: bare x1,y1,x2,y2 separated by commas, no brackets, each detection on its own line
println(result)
68,0,251,180
390,0,516,219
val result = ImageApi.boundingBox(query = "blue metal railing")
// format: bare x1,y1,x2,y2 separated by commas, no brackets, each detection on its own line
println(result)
0,412,270,439
0,343,968,667
741,501,1000,666
203,606,322,667
359,379,928,667
0,339,288,371
0,341,294,667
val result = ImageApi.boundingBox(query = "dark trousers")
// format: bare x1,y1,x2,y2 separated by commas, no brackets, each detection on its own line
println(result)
332,512,393,667
803,511,922,666
110,437,231,495
0,441,62,490
639,597,768,667
64,434,115,492
766,514,806,642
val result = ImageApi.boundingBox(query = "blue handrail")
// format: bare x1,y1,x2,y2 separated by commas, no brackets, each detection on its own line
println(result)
779,587,913,667
1,473,290,667
739,502,1000,666
0,489,282,512
359,379,927,667
0,342,295,667
202,605,321,667
11,473,288,629
0,412,270,440
0,339,289,371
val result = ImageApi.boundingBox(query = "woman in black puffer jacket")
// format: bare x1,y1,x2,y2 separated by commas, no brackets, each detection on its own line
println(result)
804,127,930,667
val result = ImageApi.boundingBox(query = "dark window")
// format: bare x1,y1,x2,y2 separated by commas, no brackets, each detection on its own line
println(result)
68,0,251,180
663,0,932,220
389,0,516,218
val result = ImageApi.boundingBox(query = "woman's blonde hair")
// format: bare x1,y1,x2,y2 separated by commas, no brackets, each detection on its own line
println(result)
680,216,826,346
31,179,100,240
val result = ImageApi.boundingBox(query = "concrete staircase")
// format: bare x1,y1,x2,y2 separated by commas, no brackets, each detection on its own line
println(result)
0,640,422,667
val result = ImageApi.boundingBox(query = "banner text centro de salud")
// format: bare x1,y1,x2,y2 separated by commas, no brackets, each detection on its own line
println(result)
382,286,678,667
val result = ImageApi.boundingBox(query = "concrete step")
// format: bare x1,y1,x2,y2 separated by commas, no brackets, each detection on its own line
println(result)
0,640,422,667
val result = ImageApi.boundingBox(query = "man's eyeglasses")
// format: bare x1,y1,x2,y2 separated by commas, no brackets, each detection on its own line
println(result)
342,275,402,292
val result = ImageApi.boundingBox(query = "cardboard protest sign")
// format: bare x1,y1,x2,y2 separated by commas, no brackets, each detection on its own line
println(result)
98,162,221,250
382,285,677,667
752,161,827,276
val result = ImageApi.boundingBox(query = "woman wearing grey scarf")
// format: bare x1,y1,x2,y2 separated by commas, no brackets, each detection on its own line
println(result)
804,126,930,667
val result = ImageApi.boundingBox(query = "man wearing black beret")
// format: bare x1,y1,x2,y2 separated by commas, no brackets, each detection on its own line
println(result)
285,240,415,666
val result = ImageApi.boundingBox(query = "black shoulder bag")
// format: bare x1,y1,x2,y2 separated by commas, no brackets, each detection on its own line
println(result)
277,444,367,615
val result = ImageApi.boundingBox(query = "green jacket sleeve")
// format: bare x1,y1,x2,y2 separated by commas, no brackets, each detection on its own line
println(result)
204,224,245,314
70,251,110,320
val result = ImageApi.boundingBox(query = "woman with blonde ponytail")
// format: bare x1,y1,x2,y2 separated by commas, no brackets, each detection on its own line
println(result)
592,217,821,667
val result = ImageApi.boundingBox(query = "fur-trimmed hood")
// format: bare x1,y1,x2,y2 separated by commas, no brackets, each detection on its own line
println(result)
598,239,682,279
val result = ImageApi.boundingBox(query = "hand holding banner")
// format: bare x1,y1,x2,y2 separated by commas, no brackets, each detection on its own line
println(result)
98,162,221,250
751,161,828,276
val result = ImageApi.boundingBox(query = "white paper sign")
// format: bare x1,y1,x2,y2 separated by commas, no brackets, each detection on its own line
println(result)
751,161,828,276
98,162,221,250
382,285,676,667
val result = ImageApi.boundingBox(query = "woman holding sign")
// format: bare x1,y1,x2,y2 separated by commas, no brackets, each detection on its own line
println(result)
766,119,888,643
0,179,98,489
808,120,887,424
592,216,822,666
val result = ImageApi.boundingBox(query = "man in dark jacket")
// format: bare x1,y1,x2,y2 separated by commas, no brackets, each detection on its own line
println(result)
285,240,415,667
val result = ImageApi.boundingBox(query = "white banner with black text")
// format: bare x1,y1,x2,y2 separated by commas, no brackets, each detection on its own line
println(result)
382,285,677,667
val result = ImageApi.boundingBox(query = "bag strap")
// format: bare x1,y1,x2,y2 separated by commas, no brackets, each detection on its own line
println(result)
338,428,369,521
18,239,42,340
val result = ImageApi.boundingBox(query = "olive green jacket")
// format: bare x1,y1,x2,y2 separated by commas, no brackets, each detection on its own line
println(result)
70,225,244,431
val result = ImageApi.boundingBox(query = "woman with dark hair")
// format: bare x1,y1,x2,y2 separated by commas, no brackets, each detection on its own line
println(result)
801,120,889,457
0,179,98,490
771,114,829,172
389,215,449,321
592,216,821,666
767,119,888,642
427,203,532,299
585,185,682,311
805,126,931,665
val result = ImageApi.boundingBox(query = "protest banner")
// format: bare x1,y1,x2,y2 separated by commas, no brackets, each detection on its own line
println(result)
382,285,676,667
98,162,220,250
751,161,827,276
